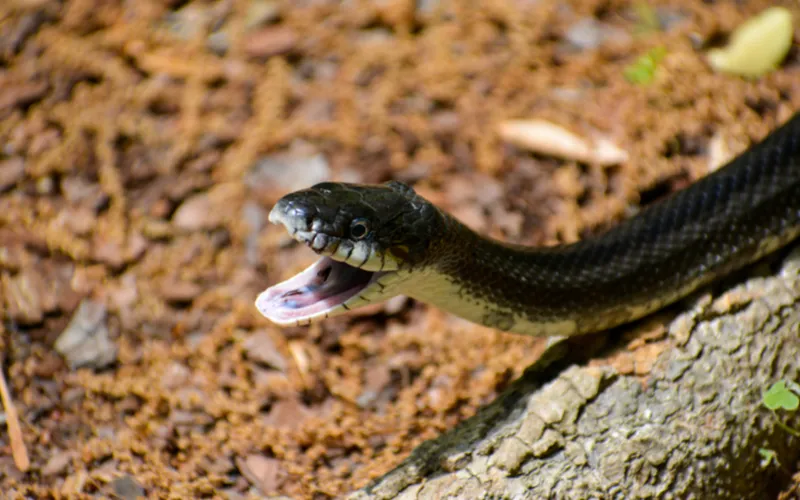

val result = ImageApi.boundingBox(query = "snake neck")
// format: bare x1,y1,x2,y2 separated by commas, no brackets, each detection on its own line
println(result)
405,113,800,337
399,212,580,336
405,162,800,338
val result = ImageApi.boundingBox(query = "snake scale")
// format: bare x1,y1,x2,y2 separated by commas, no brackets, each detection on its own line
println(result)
257,112,800,337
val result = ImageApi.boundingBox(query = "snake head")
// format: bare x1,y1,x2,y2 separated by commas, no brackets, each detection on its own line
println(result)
268,181,438,271
257,181,442,326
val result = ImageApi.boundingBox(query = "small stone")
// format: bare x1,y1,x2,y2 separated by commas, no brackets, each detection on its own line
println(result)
55,300,117,370
0,157,24,192
107,273,138,317
160,362,190,390
92,232,147,270
2,268,46,324
262,398,312,429
293,97,334,123
243,331,287,371
252,369,292,394
52,269,79,312
125,232,147,263
162,3,211,41
236,454,284,494
41,450,73,476
170,410,201,425
243,26,298,58
111,474,145,500
565,18,630,51
430,111,461,135
63,206,96,236
62,387,85,406
357,363,392,408
91,238,125,269
60,177,107,208
172,192,222,231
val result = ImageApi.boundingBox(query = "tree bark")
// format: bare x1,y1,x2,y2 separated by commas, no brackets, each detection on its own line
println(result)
351,248,800,499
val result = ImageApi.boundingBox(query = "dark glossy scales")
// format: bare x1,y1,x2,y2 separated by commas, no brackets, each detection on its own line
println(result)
272,113,800,336
435,112,800,334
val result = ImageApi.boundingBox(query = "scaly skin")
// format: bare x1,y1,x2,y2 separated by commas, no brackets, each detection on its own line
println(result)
259,112,800,336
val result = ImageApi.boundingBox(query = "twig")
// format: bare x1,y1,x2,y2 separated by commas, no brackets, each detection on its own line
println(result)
0,361,29,472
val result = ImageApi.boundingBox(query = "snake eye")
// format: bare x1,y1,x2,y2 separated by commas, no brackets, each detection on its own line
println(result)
349,218,371,240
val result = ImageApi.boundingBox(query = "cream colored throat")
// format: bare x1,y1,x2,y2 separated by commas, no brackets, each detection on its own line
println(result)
399,269,579,337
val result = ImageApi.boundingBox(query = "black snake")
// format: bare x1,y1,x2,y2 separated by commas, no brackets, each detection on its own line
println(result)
257,112,800,336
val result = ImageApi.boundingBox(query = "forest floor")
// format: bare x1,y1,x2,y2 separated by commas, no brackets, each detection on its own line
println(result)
1,0,799,498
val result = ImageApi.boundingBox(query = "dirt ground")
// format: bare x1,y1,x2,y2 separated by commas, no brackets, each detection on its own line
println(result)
0,0,799,498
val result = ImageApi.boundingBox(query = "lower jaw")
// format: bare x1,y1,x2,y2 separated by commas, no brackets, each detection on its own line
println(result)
256,257,389,325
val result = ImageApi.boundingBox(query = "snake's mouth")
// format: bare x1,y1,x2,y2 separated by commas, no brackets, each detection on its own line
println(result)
256,204,396,325
256,256,385,325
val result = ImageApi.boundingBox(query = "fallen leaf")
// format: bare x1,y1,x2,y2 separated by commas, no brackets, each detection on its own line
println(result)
498,119,628,166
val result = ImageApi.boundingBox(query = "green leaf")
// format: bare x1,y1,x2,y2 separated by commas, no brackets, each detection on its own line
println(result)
623,46,667,85
758,448,778,468
762,380,800,411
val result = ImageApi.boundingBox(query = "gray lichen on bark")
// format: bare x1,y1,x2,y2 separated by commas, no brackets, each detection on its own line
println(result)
351,248,800,499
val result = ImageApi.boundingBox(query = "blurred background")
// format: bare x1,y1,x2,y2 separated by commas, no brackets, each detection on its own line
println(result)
0,0,798,497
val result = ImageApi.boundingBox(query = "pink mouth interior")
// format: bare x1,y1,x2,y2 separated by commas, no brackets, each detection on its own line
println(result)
256,257,375,324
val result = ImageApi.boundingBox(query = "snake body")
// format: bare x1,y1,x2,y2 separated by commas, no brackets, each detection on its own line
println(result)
257,112,800,336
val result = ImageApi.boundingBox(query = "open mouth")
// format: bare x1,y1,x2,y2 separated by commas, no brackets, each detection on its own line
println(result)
256,256,381,325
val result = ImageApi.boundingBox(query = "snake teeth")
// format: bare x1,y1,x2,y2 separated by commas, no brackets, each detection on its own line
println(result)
269,205,319,246
269,206,341,258
311,233,329,251
293,230,316,245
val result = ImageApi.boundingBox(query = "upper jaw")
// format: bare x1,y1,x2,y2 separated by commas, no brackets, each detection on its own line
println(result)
269,203,308,233
269,202,397,272
269,204,329,253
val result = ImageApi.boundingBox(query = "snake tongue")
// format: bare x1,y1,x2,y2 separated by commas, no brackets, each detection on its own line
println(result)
255,257,374,325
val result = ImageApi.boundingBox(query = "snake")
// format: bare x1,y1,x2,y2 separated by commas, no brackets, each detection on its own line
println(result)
256,112,800,337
